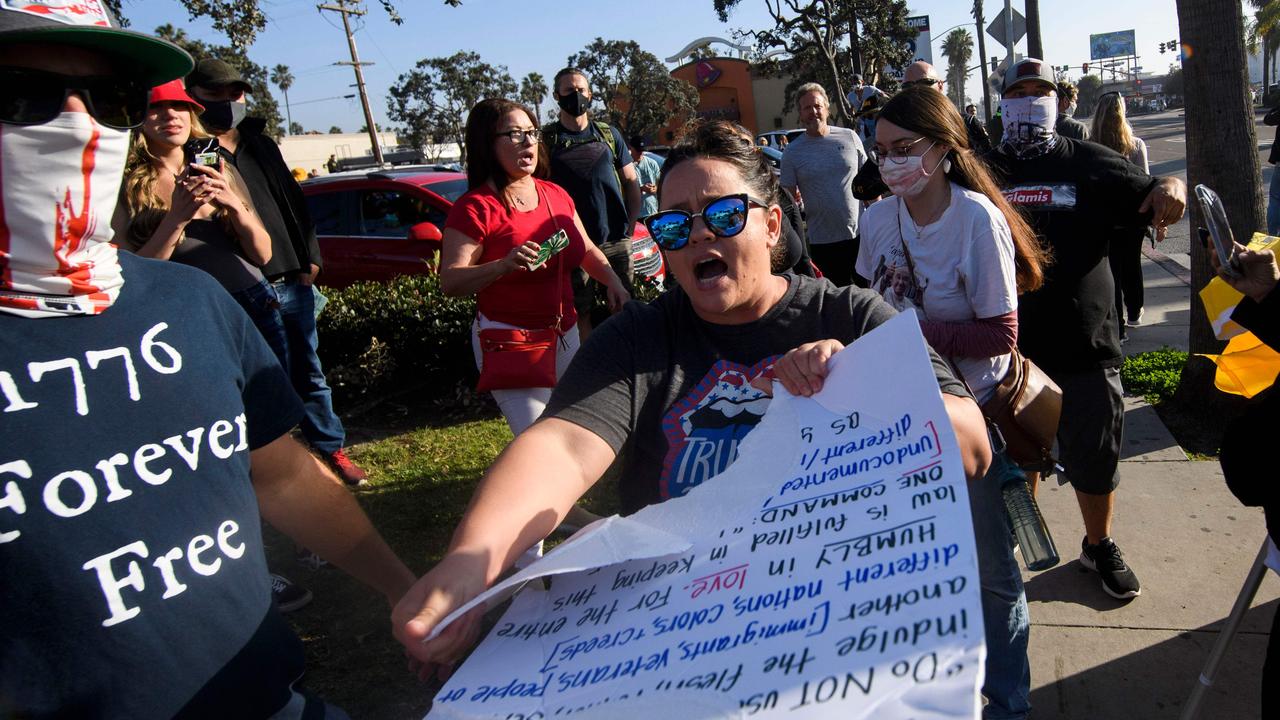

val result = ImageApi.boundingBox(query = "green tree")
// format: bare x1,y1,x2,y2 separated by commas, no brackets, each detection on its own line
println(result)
1173,0,1262,410
387,51,517,164
518,72,548,113
566,39,699,139
290,122,304,135
271,64,294,136
153,24,283,139
1076,74,1103,115
940,28,973,110
714,0,914,124
109,0,462,49
328,126,343,134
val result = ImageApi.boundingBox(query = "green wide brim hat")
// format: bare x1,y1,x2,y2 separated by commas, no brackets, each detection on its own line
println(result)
0,2,192,85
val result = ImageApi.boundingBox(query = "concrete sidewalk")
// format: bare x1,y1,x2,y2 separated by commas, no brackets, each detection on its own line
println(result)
1022,251,1276,719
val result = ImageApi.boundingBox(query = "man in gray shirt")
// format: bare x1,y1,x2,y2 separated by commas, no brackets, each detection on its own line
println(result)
781,82,867,287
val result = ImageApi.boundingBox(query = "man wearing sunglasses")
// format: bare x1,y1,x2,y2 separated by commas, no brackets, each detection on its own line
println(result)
0,6,414,717
903,61,992,155
990,58,1186,603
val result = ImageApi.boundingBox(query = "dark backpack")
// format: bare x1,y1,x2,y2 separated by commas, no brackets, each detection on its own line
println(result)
542,119,624,189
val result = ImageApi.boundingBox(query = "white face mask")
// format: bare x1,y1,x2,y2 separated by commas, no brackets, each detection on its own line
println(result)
0,113,128,318
1000,95,1058,158
879,142,948,198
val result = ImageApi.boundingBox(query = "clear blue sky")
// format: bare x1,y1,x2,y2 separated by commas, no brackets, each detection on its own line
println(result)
121,0,1186,133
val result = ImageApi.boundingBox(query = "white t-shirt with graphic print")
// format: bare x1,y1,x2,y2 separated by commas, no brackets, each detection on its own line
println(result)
856,182,1018,401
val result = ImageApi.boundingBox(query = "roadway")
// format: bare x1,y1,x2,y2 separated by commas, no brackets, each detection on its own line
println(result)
1127,104,1275,263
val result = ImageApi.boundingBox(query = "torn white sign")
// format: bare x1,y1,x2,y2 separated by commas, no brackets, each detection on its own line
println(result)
427,313,986,719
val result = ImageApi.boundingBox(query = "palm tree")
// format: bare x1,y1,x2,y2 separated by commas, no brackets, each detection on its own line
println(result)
940,28,973,110
271,64,295,136
1247,1,1280,101
1173,0,1262,408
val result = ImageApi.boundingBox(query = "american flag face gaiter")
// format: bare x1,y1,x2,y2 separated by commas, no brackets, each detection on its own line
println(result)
0,112,127,318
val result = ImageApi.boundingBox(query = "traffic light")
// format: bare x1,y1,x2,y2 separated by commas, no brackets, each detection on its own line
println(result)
1159,42,1166,53
991,56,999,73
1082,62,1090,74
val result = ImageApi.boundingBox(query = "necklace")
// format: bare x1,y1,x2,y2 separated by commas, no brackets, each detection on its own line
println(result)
505,181,536,209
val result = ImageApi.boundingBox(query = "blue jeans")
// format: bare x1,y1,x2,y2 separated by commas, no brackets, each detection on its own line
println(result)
969,462,1032,719
231,280,289,371
273,278,345,454
1268,166,1280,235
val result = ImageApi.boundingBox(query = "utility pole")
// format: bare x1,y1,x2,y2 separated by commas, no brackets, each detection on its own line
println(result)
974,0,993,119
1025,0,1043,59
317,0,384,165
1003,0,1014,67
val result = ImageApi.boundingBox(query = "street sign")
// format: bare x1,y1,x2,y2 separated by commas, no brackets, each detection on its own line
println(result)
986,8,1026,50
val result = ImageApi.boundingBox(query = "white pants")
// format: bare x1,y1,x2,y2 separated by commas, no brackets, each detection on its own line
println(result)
471,314,581,436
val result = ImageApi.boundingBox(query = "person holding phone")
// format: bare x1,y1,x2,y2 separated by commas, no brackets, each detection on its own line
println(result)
113,79,284,367
440,98,628,437
1211,243,1280,714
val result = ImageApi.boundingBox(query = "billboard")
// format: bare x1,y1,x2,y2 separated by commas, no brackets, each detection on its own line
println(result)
1090,30,1136,60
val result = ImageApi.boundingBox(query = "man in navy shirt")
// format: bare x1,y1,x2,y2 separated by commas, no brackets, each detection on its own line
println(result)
0,6,414,716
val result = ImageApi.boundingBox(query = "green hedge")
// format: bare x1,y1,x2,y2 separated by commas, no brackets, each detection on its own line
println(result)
1121,347,1187,405
317,274,475,396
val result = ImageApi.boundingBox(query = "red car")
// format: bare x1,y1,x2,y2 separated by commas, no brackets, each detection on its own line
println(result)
302,167,665,289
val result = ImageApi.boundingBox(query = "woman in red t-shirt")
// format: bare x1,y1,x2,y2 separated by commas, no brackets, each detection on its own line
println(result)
442,98,629,436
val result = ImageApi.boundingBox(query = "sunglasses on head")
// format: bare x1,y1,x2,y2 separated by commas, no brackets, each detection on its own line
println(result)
643,193,767,251
0,68,150,130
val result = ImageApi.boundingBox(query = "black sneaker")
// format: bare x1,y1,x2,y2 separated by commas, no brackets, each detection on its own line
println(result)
270,573,314,612
1079,536,1141,599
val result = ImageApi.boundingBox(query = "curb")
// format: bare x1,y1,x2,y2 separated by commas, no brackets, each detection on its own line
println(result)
1141,244,1192,287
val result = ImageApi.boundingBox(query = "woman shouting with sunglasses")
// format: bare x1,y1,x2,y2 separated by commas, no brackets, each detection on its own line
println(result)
442,98,627,437
113,79,284,366
393,120,991,680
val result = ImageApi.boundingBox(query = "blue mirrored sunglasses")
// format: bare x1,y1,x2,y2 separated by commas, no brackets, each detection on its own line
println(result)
643,193,767,251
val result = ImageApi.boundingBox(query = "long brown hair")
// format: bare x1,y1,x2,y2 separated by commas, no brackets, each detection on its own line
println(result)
120,109,243,249
463,98,549,205
878,86,1049,293
1091,92,1136,157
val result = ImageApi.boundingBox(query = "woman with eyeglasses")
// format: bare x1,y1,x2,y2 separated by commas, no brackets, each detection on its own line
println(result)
114,79,284,365
441,98,628,437
1092,92,1151,341
855,85,1048,720
393,119,991,677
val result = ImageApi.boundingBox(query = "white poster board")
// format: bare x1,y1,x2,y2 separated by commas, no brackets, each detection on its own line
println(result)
426,314,986,719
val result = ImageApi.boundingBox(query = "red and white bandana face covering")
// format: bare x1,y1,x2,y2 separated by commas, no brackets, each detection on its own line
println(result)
0,112,128,318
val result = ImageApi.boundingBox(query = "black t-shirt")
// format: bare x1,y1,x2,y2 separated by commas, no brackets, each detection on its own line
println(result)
989,138,1156,371
544,274,970,514
543,121,632,246
0,253,306,718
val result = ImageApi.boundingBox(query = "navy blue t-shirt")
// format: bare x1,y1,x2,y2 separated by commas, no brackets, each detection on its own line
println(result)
0,253,305,718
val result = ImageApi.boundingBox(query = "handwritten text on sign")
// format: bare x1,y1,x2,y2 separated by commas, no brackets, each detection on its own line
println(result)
429,314,986,719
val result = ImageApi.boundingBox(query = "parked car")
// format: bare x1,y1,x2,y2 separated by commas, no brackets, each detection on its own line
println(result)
755,129,804,149
302,166,665,289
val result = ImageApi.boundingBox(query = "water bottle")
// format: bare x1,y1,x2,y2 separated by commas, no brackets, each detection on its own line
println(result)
998,455,1060,571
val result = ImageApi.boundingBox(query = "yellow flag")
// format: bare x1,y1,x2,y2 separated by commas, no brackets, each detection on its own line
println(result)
1198,332,1280,398
1197,233,1280,341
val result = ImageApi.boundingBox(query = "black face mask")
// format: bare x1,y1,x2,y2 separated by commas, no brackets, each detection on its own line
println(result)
557,91,590,117
199,99,247,131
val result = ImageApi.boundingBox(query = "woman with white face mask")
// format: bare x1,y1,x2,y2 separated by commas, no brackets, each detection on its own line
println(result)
854,85,1049,720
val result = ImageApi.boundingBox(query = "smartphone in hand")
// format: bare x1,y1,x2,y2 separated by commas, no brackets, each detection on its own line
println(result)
1194,184,1242,278
183,137,221,169
532,229,570,268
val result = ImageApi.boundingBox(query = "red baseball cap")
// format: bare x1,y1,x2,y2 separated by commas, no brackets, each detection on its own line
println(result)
149,79,205,113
